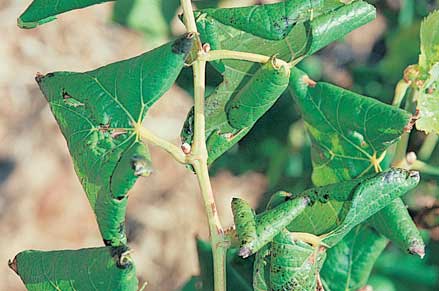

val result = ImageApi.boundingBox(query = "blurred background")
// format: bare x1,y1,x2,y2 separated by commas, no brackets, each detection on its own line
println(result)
0,0,438,290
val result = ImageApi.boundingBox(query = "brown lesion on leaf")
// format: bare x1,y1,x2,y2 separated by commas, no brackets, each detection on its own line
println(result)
62,89,84,107
8,257,18,274
98,122,111,133
403,65,425,88
404,109,420,132
97,121,128,139
35,72,54,84
131,156,152,177
110,245,133,269
211,202,218,216
62,89,71,99
35,72,44,83
221,128,246,141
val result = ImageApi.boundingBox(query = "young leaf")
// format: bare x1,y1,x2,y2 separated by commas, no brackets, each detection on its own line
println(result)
181,1,375,164
9,246,138,291
321,225,388,291
37,35,193,246
18,0,114,29
419,10,439,70
416,63,439,134
415,11,439,134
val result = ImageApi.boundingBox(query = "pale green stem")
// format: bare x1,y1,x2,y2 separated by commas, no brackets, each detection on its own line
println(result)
180,0,197,33
411,160,439,176
392,79,410,107
180,2,227,291
201,49,291,68
418,134,438,161
135,124,187,164
392,88,417,165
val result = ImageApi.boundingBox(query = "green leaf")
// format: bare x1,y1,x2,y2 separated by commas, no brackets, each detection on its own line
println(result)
18,0,114,29
225,59,290,129
181,1,376,165
368,198,425,257
37,35,193,246
419,10,439,69
10,246,138,291
199,0,326,41
416,63,439,134
321,169,420,247
288,67,411,186
289,67,420,289
232,193,308,257
416,11,439,134
321,225,388,291
113,0,180,44
233,169,418,257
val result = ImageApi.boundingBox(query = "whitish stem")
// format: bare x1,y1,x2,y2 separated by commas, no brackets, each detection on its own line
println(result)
180,0,197,33
418,134,438,161
392,79,410,107
134,123,187,164
201,49,291,68
180,1,228,291
411,160,439,176
289,232,328,248
393,88,417,165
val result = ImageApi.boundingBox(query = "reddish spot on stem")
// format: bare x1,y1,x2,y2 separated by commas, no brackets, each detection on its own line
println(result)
211,202,217,216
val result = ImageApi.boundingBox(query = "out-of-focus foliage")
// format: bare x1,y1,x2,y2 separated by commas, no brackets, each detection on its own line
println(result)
113,0,180,45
